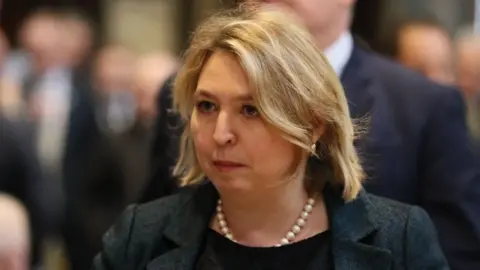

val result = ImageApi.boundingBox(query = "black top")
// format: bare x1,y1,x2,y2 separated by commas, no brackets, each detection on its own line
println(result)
92,183,449,270
196,229,332,270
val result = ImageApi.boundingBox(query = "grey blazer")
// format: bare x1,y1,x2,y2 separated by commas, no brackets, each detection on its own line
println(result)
92,182,449,270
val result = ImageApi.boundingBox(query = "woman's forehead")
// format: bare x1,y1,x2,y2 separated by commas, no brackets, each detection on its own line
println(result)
196,50,254,101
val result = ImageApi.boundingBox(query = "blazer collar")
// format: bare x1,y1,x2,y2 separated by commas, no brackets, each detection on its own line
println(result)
323,184,393,269
147,182,392,270
146,182,217,270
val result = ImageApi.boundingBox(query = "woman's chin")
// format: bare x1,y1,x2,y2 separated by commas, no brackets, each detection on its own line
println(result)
210,177,254,194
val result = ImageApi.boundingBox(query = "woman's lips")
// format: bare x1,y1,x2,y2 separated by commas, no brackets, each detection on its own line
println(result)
213,160,245,171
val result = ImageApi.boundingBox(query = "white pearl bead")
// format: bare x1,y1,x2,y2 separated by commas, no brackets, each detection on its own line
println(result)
292,225,301,233
221,227,229,234
296,218,306,227
219,220,226,227
304,204,313,212
218,200,222,205
217,213,224,220
286,232,295,240
301,212,309,219
307,198,315,205
226,233,233,239
216,205,222,212
281,238,289,245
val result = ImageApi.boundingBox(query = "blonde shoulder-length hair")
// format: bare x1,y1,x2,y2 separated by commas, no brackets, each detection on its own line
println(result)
172,4,365,201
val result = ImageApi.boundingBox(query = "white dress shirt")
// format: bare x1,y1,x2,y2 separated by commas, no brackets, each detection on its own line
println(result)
36,68,73,173
323,32,354,76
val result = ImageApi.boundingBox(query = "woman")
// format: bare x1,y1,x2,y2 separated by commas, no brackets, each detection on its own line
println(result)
93,4,448,270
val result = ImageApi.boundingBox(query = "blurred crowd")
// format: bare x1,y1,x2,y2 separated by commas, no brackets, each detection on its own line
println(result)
1,3,480,270
0,7,178,270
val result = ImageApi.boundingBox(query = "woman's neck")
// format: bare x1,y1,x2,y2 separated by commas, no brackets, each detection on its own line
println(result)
213,179,328,247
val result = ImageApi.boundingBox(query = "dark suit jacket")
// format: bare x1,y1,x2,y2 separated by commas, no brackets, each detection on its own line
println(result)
0,117,46,266
94,182,448,270
142,46,480,269
77,122,153,260
342,47,480,269
58,70,103,270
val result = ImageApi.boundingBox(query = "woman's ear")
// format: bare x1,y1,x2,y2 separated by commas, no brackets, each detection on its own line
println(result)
311,120,326,143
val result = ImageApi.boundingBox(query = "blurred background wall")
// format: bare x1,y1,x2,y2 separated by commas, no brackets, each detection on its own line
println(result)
1,0,476,56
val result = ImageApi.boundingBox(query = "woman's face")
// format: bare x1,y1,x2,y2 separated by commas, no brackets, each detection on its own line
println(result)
191,50,300,193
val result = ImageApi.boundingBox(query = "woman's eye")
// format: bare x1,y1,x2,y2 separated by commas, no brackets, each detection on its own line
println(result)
196,100,216,113
242,105,259,117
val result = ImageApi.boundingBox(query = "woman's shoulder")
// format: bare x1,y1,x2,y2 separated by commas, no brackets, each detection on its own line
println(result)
360,192,435,236
128,185,200,238
93,185,205,269
357,193,448,269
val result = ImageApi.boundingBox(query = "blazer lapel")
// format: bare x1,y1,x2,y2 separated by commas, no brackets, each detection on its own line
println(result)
333,239,392,270
146,182,218,270
323,185,393,270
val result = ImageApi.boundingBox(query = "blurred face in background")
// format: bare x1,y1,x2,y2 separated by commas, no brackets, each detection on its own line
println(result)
19,12,62,71
397,24,455,86
250,0,355,48
58,17,93,68
94,45,137,133
94,45,136,94
132,53,178,121
456,40,480,98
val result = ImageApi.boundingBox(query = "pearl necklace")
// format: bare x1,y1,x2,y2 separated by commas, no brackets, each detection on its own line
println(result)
215,198,315,247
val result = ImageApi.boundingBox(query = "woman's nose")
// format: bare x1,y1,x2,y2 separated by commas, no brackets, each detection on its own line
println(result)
213,111,236,146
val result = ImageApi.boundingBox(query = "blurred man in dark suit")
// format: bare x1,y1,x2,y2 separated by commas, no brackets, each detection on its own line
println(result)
77,51,178,264
143,1,480,269
0,117,46,268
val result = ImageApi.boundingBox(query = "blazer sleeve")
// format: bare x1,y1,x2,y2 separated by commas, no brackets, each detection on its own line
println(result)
92,204,137,270
419,87,480,269
405,206,450,270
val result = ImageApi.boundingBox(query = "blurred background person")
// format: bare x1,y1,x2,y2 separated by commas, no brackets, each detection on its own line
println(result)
0,193,31,270
60,44,136,270
455,29,480,149
56,9,94,70
395,18,456,85
67,49,179,268
0,116,46,269
0,9,59,119
92,44,137,135
1,7,99,270
6,8,60,77
132,52,178,126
